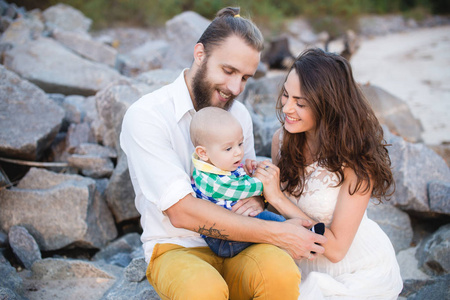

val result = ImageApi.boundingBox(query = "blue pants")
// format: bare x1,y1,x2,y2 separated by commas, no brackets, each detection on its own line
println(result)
204,210,286,258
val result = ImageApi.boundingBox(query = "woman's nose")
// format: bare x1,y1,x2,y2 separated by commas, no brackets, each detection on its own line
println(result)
282,98,294,113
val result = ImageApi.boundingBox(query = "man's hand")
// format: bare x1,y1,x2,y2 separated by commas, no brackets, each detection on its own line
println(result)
270,218,327,260
231,196,264,217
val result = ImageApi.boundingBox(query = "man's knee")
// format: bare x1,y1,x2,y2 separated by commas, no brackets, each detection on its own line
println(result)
225,244,301,299
147,246,229,300
250,244,301,286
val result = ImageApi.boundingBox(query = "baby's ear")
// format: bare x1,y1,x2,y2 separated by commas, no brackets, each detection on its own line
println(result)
195,146,209,162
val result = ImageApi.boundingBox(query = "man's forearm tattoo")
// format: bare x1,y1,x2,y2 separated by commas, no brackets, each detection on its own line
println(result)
197,223,229,240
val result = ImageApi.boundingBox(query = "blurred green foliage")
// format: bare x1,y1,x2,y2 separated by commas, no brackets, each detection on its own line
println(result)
11,0,450,35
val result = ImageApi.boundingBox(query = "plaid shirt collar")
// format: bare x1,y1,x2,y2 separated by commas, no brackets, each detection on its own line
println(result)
192,153,242,176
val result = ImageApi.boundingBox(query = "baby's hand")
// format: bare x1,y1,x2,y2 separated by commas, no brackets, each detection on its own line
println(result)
243,159,258,176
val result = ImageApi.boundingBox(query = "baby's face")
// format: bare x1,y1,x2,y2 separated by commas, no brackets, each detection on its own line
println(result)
205,122,244,172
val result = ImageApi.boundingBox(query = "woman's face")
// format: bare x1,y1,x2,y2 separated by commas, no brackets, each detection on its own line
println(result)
281,70,316,135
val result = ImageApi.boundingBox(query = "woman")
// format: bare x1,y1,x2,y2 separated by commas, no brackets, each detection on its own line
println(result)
254,48,403,299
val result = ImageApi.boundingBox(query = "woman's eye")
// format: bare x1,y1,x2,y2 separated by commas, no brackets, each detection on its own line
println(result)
224,69,232,75
238,142,243,147
226,147,232,151
282,93,288,98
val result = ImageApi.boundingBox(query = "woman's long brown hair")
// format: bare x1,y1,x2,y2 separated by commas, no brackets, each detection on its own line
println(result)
276,48,394,201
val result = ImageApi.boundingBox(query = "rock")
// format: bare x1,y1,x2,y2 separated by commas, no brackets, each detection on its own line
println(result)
105,154,138,222
0,168,117,251
42,3,91,33
95,80,147,151
67,142,117,178
367,202,413,253
51,28,118,67
0,252,24,298
415,223,450,276
358,15,408,36
0,13,44,45
403,274,450,300
0,231,7,248
428,143,450,167
0,65,64,160
396,247,430,281
68,154,114,178
124,257,147,282
74,143,117,159
286,17,318,44
0,166,11,189
384,128,450,214
101,274,160,300
360,84,423,143
8,225,41,269
164,11,210,69
93,233,142,267
135,68,181,87
118,40,169,77
31,258,114,280
3,37,126,96
0,287,21,300
428,180,450,214
65,123,95,152
262,35,295,69
238,73,285,157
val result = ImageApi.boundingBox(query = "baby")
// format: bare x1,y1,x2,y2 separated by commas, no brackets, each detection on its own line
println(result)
190,107,323,257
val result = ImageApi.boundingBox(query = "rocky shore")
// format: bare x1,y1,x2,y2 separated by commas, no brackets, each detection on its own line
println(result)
0,2,449,299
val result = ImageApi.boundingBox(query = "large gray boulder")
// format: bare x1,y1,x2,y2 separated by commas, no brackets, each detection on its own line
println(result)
384,128,450,214
164,11,210,69
0,65,64,160
51,28,118,67
105,153,138,223
0,168,117,251
360,84,423,143
3,37,126,96
0,12,44,45
367,202,413,253
119,40,169,77
42,3,92,33
415,223,450,276
238,73,285,157
95,80,153,151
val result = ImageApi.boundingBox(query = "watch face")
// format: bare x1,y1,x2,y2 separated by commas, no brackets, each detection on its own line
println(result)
312,222,325,235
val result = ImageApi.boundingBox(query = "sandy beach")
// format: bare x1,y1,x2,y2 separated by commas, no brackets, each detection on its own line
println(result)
350,25,450,145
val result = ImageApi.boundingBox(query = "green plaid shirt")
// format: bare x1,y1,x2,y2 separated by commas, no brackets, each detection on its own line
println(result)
191,153,263,210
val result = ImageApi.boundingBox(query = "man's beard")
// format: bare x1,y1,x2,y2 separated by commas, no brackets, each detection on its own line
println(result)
192,58,235,111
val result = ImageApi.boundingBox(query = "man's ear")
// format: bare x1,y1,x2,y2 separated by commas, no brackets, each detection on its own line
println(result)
195,145,209,162
193,43,206,66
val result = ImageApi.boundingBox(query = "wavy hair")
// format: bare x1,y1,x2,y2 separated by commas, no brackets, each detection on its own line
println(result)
276,48,394,201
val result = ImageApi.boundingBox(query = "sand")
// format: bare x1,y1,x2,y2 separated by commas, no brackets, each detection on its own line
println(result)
350,25,450,145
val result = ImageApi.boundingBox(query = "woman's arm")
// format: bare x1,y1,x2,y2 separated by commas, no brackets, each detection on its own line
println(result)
321,168,371,262
258,129,370,263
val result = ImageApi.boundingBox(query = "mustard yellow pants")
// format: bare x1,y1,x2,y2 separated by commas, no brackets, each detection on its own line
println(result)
146,243,301,300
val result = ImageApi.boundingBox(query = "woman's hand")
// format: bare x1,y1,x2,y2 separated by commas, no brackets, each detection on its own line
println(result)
253,160,283,200
231,196,264,217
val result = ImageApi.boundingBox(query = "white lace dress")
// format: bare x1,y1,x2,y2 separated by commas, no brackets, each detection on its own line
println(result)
295,162,403,299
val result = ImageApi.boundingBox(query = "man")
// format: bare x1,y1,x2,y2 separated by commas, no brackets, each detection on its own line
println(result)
120,7,326,299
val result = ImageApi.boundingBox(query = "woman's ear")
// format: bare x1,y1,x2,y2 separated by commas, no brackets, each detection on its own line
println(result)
195,146,209,162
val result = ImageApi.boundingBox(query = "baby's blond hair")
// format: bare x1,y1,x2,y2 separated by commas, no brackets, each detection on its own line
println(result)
190,107,241,147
